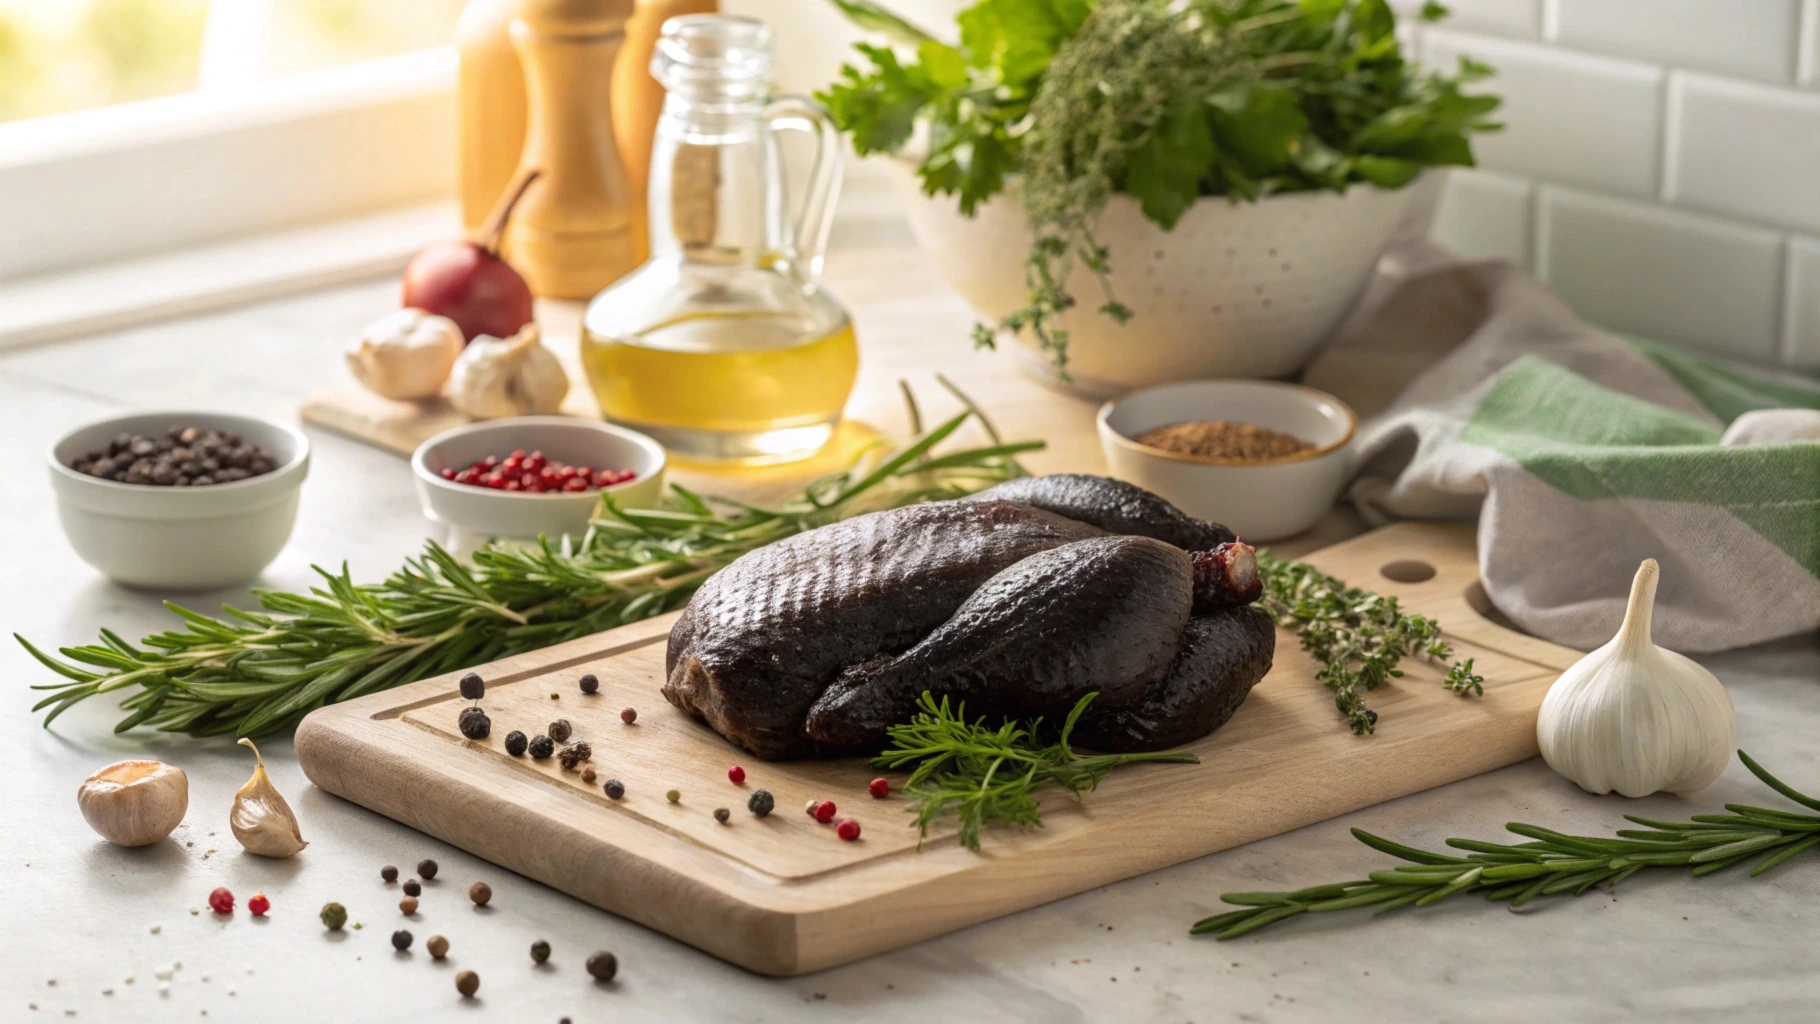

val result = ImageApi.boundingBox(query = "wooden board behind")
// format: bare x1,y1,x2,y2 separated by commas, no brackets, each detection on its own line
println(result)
295,522,1574,976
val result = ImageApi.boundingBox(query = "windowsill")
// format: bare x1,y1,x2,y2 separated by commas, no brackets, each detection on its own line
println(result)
0,202,456,351
0,157,908,352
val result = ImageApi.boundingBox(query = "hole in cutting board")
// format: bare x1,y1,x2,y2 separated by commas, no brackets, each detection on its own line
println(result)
1464,580,1525,633
1378,559,1436,584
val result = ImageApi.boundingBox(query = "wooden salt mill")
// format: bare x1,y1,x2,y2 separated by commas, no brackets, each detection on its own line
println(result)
503,0,643,300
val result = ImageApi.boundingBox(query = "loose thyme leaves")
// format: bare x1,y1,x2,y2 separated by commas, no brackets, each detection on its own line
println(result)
1192,750,1820,940
1256,550,1480,733
874,691,1199,851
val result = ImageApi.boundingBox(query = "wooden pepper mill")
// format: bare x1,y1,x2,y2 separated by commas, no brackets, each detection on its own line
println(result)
504,0,643,300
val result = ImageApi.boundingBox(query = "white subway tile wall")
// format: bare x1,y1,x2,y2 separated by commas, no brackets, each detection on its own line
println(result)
1415,0,1820,369
1786,238,1820,368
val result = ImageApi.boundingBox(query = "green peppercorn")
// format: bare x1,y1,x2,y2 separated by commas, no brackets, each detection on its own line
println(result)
586,951,618,982
713,808,730,824
455,970,479,997
665,788,681,804
391,929,413,951
320,902,347,931
604,779,624,800
504,730,528,757
747,789,775,817
528,734,555,759
530,939,551,964
579,673,599,694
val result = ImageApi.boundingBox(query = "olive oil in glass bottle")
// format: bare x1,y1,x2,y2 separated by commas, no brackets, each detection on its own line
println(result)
581,15,854,463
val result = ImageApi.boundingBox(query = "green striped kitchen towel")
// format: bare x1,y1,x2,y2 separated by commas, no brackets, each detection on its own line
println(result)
1304,253,1820,652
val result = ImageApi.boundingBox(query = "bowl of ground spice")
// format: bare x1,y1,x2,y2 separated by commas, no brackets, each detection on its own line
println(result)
1098,380,1355,541
48,411,309,589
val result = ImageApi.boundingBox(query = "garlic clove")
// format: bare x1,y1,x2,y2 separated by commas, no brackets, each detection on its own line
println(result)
78,760,188,847
230,738,308,858
1536,559,1736,798
447,323,569,420
345,308,465,400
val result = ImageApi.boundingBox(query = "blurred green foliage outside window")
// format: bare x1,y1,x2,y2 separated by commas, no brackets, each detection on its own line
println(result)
0,0,466,123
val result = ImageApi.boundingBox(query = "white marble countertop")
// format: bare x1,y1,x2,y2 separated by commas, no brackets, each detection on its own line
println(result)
2,241,1817,1024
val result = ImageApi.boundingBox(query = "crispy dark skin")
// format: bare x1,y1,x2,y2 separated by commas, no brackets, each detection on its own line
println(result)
663,475,1272,760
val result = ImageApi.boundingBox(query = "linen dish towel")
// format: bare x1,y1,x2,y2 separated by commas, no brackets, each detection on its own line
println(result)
1302,249,1820,653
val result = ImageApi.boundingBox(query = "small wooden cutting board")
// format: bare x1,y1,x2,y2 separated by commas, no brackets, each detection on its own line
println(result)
295,522,1573,976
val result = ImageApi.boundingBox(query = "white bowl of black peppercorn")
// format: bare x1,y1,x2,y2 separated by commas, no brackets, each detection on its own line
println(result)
47,411,310,590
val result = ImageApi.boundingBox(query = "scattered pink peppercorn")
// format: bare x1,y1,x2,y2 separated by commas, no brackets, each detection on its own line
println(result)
836,819,862,841
813,800,837,824
620,707,637,725
727,765,746,785
208,887,234,914
248,893,270,917
868,778,890,799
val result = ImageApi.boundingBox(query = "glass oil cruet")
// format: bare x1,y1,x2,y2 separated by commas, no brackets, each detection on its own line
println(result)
581,14,854,463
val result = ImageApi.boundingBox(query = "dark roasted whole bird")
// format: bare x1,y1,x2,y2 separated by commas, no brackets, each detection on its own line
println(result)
663,474,1274,759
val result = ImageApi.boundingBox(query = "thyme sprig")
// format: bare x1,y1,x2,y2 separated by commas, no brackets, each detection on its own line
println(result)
1257,550,1480,734
875,691,1200,851
1192,750,1820,939
19,381,1038,739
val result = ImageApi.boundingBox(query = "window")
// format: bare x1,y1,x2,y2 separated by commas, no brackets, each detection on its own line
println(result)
0,0,465,123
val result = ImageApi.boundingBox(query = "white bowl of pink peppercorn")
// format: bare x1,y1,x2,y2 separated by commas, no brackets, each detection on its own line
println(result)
412,417,666,550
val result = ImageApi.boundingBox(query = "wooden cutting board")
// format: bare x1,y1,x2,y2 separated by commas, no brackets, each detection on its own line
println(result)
295,521,1574,976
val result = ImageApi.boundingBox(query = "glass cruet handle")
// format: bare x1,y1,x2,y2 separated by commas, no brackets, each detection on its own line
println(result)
762,94,844,289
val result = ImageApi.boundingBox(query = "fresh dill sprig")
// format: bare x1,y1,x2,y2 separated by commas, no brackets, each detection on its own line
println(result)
1192,750,1820,940
874,691,1200,851
19,380,1039,739
1255,550,1478,734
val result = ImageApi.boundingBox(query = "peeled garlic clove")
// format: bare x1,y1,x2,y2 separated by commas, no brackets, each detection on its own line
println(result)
230,738,308,857
78,760,188,847
1536,559,1736,798
345,308,465,400
447,323,569,419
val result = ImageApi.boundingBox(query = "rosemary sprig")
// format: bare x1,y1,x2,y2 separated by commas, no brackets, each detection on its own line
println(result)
19,382,1038,738
1192,750,1820,940
875,691,1200,851
1256,550,1479,734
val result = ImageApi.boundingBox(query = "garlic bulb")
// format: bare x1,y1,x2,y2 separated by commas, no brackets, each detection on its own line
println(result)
1536,559,1735,798
78,760,188,846
345,308,465,400
447,323,568,419
230,738,308,857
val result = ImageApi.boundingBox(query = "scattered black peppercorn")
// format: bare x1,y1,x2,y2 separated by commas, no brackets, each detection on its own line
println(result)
392,929,413,951
713,808,731,824
403,879,421,897
417,859,438,880
469,882,491,906
459,672,485,700
747,789,775,817
504,730,528,757
586,951,618,982
603,779,624,800
528,734,555,759
530,939,552,964
380,865,398,883
547,719,573,744
579,673,599,694
458,708,491,740
455,970,479,997
557,741,592,771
